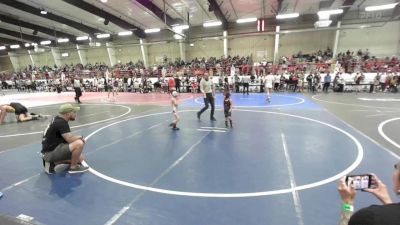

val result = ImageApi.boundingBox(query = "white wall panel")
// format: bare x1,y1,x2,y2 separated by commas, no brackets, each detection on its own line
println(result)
36,51,55,67
60,50,81,66
0,56,13,72
279,30,335,58
86,47,109,65
18,54,32,69
148,42,180,65
229,35,275,61
338,21,400,57
187,40,224,61
114,45,142,64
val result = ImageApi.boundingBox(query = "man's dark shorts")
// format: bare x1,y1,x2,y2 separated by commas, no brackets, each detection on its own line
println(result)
43,143,72,162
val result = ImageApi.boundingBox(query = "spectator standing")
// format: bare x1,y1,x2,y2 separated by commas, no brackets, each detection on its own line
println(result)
223,77,230,95
306,73,313,92
174,76,181,93
234,74,240,93
241,75,250,95
379,72,388,92
354,72,363,92
123,75,128,92
323,73,332,93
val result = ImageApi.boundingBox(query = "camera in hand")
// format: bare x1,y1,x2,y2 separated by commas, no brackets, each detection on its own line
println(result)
345,174,375,190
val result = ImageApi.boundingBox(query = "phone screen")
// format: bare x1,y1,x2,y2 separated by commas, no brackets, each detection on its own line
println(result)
346,174,373,190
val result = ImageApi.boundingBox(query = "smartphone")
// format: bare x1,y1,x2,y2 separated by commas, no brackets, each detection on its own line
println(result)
345,174,374,190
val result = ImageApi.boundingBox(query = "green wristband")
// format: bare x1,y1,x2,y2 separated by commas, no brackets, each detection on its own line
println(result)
342,203,354,212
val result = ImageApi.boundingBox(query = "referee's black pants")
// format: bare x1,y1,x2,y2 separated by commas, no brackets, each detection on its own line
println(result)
198,93,215,119
74,87,82,103
243,83,249,94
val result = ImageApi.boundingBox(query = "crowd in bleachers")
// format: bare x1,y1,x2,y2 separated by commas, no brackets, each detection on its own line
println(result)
0,48,399,94
337,49,399,73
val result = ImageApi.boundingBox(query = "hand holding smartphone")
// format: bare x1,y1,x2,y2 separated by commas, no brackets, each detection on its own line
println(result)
345,174,376,190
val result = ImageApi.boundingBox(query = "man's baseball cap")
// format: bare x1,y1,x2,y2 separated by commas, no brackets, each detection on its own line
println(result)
59,104,80,114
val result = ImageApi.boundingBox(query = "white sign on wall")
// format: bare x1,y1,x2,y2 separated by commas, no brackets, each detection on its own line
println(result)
359,12,382,20
155,56,164,63
256,51,267,58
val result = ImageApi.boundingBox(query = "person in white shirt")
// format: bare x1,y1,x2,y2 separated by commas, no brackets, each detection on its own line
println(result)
265,73,275,102
197,73,216,121
108,75,118,100
354,72,362,92
93,77,98,92
241,76,250,95
379,73,388,92
230,65,235,77
274,74,281,91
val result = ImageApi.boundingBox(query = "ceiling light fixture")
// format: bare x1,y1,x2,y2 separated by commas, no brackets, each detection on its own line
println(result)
40,10,47,15
57,38,69,43
172,25,189,31
276,13,300,19
118,31,133,36
96,33,110,38
76,36,89,41
236,18,257,23
173,34,183,40
24,43,30,47
365,3,399,11
0,46,6,50
31,43,38,46
100,0,108,2
203,21,222,27
144,28,161,33
315,20,332,28
10,44,20,49
40,40,51,45
317,9,343,17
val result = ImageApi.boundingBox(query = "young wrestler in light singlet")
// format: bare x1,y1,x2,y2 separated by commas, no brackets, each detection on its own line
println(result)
169,91,180,130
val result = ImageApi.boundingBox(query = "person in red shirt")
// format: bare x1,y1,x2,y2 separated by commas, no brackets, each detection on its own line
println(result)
168,77,175,93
